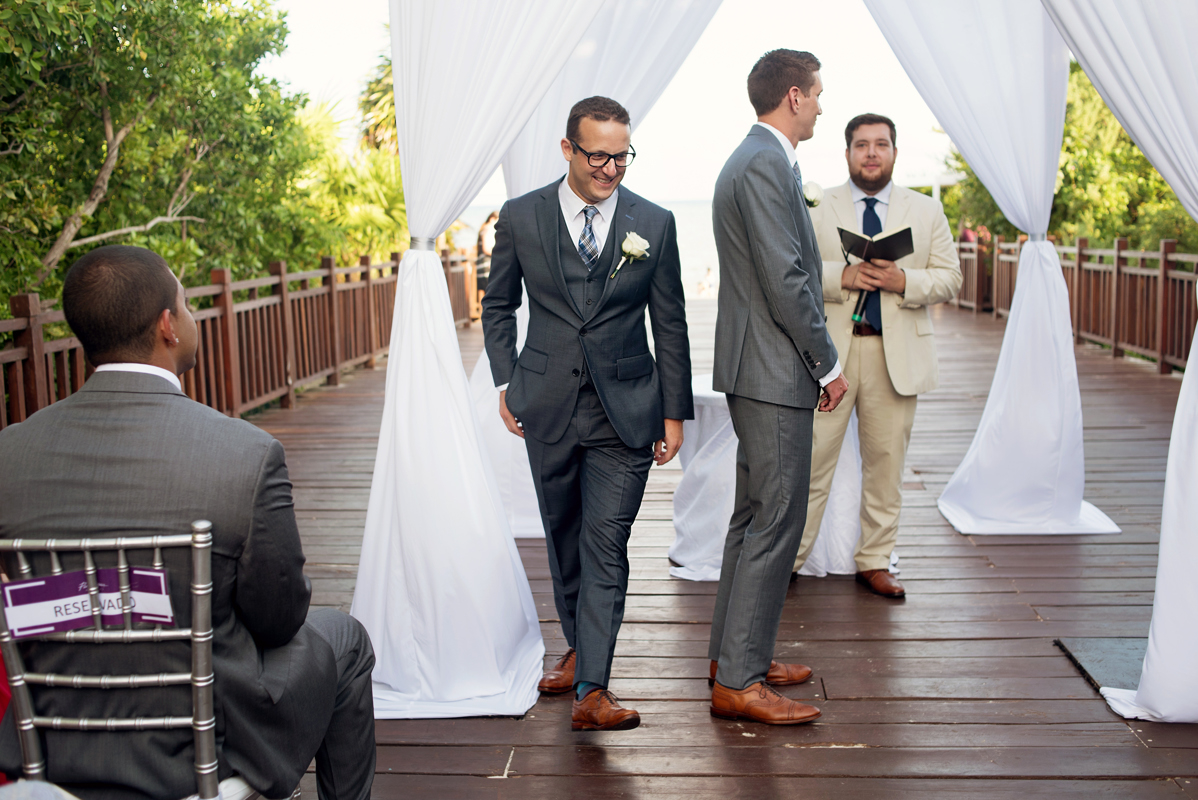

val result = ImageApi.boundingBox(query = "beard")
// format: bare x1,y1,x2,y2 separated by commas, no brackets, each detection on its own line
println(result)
850,162,894,193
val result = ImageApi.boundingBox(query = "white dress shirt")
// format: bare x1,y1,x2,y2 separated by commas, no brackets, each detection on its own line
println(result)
558,177,618,254
94,362,182,392
851,179,893,232
753,122,842,388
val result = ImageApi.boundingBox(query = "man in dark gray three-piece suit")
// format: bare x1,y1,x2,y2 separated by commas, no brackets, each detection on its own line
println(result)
482,96,693,732
707,50,848,725
0,246,375,800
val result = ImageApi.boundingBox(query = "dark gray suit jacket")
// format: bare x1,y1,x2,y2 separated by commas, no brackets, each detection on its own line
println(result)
0,372,333,800
482,179,693,448
712,126,838,408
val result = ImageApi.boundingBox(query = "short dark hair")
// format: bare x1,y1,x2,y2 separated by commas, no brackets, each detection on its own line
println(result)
566,96,631,141
747,50,821,116
62,245,179,365
845,113,897,147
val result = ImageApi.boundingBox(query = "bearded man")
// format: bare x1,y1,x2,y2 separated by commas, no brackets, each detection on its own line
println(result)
792,113,962,597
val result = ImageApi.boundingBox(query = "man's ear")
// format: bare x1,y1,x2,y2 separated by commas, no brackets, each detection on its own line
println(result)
157,307,177,346
560,137,573,162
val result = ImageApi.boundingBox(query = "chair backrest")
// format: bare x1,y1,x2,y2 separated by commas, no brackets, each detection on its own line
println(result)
0,520,218,800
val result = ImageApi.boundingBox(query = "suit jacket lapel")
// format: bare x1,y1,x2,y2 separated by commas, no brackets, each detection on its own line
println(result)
591,191,637,318
534,181,582,319
884,185,911,233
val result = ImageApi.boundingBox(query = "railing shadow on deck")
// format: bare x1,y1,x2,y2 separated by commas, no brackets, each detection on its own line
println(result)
0,249,479,430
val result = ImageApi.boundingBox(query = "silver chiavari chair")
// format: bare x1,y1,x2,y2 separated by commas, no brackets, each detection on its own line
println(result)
0,521,231,800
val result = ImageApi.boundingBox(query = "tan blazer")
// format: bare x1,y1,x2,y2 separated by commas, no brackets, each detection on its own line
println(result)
811,181,962,396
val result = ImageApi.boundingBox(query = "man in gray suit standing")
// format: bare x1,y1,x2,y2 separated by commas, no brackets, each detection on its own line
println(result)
708,50,848,725
482,97,693,732
0,246,375,800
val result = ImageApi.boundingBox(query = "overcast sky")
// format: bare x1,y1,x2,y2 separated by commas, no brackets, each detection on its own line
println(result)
258,0,957,206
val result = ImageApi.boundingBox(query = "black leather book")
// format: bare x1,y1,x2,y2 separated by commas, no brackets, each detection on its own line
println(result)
837,226,914,263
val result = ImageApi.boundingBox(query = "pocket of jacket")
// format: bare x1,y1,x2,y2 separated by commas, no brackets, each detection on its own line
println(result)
915,315,934,336
518,346,548,374
616,353,654,380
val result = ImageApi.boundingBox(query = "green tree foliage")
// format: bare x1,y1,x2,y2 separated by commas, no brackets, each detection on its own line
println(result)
950,62,1198,253
359,54,396,154
0,0,342,310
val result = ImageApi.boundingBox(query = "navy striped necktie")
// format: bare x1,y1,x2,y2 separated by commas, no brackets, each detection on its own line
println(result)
862,197,883,330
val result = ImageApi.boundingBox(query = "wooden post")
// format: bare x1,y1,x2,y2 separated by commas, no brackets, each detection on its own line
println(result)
269,261,296,408
212,269,242,417
991,235,1004,320
362,255,376,369
1073,237,1087,344
1157,239,1177,375
324,256,342,386
1112,237,1127,358
9,294,48,414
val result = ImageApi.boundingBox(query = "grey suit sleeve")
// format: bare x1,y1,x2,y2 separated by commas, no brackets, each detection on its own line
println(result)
648,211,694,420
480,201,522,387
237,438,310,649
739,153,838,380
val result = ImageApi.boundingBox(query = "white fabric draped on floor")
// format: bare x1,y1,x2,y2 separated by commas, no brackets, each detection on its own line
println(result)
865,0,1118,535
1041,0,1198,722
468,0,722,538
351,0,604,718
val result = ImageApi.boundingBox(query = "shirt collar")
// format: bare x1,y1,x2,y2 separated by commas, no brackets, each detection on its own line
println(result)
851,179,894,205
94,363,183,392
754,121,798,168
558,177,619,222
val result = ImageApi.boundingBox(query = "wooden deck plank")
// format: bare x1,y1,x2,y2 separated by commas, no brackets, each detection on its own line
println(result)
251,299,1198,796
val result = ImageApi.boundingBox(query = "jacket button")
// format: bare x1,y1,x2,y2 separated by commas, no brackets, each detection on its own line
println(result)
572,369,580,377
579,329,588,336
586,299,593,305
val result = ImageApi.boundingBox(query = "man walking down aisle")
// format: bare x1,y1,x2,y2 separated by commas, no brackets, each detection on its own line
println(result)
793,114,962,597
482,97,693,732
708,50,848,725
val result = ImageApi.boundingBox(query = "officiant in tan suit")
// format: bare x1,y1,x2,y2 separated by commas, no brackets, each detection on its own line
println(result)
792,113,961,597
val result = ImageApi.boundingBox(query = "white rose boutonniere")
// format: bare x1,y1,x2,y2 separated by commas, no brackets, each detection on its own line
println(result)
611,231,650,279
803,181,823,208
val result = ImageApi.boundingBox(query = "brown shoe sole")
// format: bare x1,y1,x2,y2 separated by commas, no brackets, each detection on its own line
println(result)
709,706,821,725
571,715,641,731
538,683,575,695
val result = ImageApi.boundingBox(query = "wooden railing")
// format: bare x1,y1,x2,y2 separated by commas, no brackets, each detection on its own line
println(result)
1,249,478,430
952,236,1196,372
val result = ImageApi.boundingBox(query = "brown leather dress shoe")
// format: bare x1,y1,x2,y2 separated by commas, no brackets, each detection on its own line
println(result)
710,681,821,725
856,569,906,597
572,689,641,731
708,659,813,686
538,648,576,694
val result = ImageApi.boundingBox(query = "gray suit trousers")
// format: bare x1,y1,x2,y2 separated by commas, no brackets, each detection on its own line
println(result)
523,384,653,688
708,394,814,689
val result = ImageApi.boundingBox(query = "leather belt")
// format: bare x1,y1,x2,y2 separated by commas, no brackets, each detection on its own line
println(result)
853,322,882,337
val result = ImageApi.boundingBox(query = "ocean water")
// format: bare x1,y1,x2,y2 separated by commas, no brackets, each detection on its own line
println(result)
460,199,718,299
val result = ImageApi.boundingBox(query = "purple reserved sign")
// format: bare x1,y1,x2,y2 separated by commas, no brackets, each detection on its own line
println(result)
3,567,175,639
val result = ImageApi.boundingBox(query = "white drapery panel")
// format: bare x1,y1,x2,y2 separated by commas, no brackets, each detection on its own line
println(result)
470,0,723,538
864,0,1118,534
351,0,602,718
1041,0,1198,722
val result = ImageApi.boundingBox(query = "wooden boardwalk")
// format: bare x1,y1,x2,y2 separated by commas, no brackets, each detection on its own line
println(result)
252,299,1198,798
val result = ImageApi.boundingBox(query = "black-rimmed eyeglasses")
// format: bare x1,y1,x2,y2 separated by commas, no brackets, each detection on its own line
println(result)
569,140,636,168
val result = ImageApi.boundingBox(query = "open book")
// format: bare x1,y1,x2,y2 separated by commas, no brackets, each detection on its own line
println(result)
837,226,914,263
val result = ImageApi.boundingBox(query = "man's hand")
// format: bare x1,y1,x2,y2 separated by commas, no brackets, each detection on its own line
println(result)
856,258,906,294
499,390,524,438
653,419,684,466
819,374,849,413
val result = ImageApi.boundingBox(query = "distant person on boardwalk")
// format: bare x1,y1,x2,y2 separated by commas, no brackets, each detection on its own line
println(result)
792,113,962,597
476,210,499,292
482,96,693,732
707,49,847,725
0,245,376,800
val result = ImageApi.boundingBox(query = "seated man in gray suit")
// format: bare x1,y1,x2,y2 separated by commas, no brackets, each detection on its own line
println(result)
0,246,375,800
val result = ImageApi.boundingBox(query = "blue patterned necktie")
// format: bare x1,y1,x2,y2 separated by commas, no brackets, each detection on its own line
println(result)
862,197,883,330
792,162,802,185
578,205,600,272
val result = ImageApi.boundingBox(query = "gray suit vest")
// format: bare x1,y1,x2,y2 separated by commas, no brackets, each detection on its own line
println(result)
559,211,617,321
